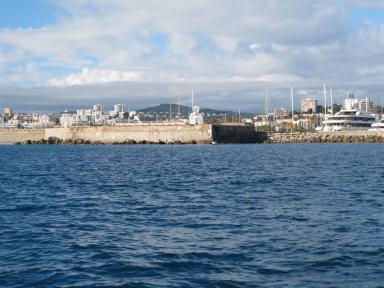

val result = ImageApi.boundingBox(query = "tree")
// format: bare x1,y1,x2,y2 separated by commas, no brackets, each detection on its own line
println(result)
332,104,342,113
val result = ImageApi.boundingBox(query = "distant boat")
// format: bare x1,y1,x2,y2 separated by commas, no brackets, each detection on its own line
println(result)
317,95,375,132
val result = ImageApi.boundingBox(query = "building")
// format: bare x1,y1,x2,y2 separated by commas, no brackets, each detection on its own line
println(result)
298,114,320,131
3,107,13,120
60,112,74,127
93,104,104,113
113,104,125,114
359,98,374,114
109,104,125,118
301,98,317,114
274,108,288,119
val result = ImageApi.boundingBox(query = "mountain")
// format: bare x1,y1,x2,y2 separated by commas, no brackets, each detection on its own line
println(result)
137,103,254,118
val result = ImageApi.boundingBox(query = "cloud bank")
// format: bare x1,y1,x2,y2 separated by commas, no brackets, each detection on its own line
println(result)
1,0,384,111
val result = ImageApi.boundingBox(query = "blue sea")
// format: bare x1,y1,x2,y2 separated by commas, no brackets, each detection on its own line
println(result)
0,144,383,287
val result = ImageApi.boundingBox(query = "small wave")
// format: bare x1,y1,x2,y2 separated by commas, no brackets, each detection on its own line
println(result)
309,255,355,269
0,204,46,213
257,267,295,275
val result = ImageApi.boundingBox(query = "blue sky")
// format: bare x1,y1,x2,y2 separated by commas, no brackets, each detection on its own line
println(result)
0,0,60,28
352,6,384,26
1,1,384,112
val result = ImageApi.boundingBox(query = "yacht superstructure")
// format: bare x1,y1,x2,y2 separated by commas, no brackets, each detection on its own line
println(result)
317,95,376,131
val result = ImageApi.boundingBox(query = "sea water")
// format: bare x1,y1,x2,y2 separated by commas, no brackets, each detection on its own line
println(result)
0,144,383,287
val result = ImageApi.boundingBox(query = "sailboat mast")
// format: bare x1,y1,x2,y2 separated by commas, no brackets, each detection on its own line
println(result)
191,90,194,109
291,87,294,124
323,83,327,118
330,88,333,115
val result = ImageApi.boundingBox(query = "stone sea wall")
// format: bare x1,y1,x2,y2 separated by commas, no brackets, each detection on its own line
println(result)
3,125,384,145
44,125,213,144
0,128,45,144
212,125,266,143
1,124,248,145
266,131,384,143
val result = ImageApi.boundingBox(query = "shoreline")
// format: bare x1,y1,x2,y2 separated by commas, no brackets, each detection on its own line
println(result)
12,132,384,145
2,125,384,145
265,132,384,144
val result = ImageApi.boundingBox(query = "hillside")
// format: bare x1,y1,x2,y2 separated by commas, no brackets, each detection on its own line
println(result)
137,103,254,120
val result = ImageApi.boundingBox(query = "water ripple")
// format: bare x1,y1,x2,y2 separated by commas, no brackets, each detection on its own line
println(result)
0,144,384,287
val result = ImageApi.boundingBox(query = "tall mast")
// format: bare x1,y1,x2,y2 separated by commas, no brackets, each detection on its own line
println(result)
265,88,269,115
169,103,172,122
177,94,181,118
291,87,294,124
323,83,327,118
191,90,194,109
330,88,333,115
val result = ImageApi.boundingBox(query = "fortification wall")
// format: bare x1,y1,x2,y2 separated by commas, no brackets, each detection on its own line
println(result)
7,125,381,145
45,127,74,141
45,124,213,144
0,128,45,144
212,125,267,143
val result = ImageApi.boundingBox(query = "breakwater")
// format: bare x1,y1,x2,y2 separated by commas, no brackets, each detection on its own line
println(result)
0,128,45,144
3,126,384,144
266,131,384,143
0,124,263,144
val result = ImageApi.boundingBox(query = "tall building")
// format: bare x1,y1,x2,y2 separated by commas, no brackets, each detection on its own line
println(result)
113,104,125,113
3,108,13,120
93,104,104,113
274,108,288,119
359,98,374,113
301,98,317,113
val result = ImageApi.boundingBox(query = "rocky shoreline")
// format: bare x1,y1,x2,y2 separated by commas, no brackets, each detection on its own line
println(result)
15,137,199,145
13,132,384,145
266,132,384,143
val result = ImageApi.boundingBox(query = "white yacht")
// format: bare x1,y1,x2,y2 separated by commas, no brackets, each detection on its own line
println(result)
317,96,376,132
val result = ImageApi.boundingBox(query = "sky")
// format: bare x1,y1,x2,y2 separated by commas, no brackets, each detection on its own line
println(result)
1,0,384,112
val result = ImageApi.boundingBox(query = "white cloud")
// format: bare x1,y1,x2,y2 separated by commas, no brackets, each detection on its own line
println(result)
47,68,143,86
